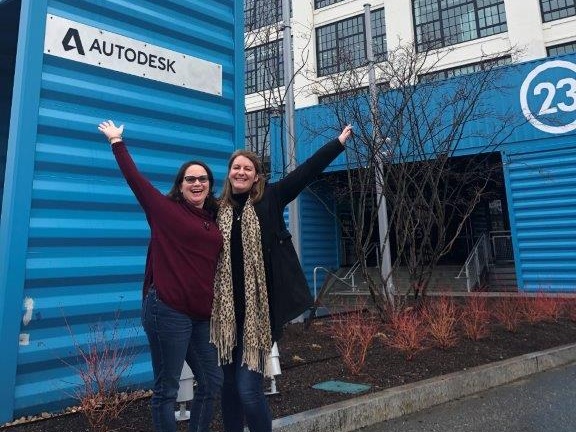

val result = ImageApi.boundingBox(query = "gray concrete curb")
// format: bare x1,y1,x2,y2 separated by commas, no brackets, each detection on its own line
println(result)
272,342,576,432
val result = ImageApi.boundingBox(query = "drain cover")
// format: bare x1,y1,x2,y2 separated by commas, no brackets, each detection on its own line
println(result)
312,380,371,394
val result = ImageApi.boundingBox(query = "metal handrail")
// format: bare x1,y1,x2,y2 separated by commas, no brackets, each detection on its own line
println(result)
341,261,361,287
455,233,487,278
455,232,491,292
490,230,513,262
314,243,380,298
340,242,379,287
313,266,355,300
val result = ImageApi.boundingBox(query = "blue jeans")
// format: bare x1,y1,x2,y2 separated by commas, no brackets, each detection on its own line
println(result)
221,335,272,432
142,288,223,432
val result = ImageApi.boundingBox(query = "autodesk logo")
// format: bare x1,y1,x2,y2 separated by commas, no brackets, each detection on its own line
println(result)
45,14,222,95
62,28,85,55
59,26,176,73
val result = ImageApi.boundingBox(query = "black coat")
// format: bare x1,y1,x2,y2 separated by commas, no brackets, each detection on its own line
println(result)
253,138,345,341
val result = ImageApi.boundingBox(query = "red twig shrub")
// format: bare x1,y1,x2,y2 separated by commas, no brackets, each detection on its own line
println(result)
421,296,459,349
492,297,522,332
327,308,381,375
518,294,538,324
63,313,140,432
460,294,491,341
520,292,564,324
531,292,563,322
385,309,425,360
565,299,576,322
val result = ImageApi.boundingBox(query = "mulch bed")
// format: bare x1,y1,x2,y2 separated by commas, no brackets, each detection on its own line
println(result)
3,301,576,432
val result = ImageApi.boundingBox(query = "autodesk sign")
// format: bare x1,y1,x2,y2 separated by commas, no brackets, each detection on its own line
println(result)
44,14,222,96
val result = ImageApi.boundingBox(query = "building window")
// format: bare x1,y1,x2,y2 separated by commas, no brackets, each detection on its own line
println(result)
315,0,343,9
244,0,283,32
316,8,387,77
318,83,390,104
414,0,507,52
540,0,576,22
548,41,576,56
419,56,512,82
371,7,387,60
245,109,270,155
319,87,369,105
245,109,277,173
245,40,284,94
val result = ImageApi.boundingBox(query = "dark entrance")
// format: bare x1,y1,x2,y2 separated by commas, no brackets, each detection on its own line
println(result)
331,151,509,269
0,0,21,216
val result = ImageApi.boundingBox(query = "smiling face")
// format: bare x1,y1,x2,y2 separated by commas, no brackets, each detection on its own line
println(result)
180,164,210,208
228,155,259,194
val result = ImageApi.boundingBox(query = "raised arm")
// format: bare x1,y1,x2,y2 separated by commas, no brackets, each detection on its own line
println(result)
98,120,161,210
274,125,352,206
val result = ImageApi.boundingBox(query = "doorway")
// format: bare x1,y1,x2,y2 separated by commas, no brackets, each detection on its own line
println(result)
0,0,21,216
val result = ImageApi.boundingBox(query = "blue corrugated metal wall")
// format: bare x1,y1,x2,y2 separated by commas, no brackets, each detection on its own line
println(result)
0,0,243,422
299,185,340,298
270,107,348,181
505,145,576,292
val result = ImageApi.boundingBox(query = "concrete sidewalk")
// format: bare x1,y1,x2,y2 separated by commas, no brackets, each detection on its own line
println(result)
358,361,576,432
271,343,576,432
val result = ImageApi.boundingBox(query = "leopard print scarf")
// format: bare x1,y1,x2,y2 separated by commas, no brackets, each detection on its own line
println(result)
210,197,272,375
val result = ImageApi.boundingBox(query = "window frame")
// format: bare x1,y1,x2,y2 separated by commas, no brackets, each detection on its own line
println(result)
547,41,576,57
418,56,512,83
540,0,576,23
317,82,390,105
413,0,507,52
245,108,278,174
315,8,387,77
245,39,285,95
244,0,283,32
314,0,343,9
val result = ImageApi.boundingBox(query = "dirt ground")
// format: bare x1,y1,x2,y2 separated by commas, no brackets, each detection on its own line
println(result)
3,301,576,432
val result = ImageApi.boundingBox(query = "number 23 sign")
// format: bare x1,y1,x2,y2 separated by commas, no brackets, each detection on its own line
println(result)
520,60,576,134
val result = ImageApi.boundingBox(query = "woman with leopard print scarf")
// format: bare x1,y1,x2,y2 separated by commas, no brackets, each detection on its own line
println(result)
211,125,353,432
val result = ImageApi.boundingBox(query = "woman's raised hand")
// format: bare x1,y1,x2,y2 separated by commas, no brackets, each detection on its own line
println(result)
338,124,353,145
98,120,124,144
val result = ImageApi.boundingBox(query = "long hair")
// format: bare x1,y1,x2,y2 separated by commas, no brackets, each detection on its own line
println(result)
220,149,265,207
166,160,218,218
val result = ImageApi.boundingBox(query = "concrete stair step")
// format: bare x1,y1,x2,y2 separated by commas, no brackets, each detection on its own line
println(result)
486,264,517,292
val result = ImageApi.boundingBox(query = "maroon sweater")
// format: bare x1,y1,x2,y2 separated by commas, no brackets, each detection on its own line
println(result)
112,142,223,319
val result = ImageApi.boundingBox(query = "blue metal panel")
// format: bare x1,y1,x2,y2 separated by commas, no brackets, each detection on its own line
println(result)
294,111,348,174
0,0,242,421
284,54,576,167
269,109,348,181
505,146,576,292
0,0,48,423
299,185,339,298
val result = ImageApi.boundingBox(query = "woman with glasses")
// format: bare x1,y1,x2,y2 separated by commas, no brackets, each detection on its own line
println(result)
98,120,223,432
211,124,353,432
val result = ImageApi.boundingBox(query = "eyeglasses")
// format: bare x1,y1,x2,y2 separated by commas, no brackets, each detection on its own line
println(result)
183,175,209,184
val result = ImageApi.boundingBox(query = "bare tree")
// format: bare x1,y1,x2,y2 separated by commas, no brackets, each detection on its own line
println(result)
307,43,525,316
244,0,312,176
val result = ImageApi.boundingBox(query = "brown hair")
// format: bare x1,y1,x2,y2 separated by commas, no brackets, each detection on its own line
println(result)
220,149,265,206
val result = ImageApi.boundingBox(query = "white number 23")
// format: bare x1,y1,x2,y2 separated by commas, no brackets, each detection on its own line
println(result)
535,77,576,115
